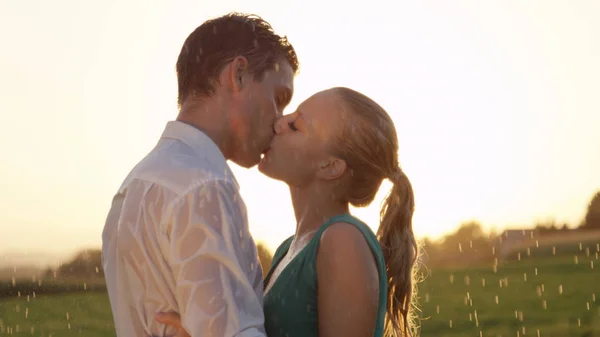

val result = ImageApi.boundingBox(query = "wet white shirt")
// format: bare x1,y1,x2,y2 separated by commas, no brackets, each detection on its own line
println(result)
102,121,266,337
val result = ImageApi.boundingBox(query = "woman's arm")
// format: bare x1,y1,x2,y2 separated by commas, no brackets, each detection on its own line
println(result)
317,222,380,337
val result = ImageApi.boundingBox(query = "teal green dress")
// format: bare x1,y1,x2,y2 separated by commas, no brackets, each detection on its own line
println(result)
263,213,388,337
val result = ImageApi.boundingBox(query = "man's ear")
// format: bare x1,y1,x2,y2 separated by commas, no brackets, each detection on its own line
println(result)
225,56,249,93
315,157,347,181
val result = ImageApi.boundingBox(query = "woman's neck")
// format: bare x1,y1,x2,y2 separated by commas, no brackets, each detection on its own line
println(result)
289,185,349,238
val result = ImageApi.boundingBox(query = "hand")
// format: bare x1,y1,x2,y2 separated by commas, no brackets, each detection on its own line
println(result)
155,312,191,337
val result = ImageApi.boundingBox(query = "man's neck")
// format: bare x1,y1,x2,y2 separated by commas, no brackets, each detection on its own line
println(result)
177,99,233,160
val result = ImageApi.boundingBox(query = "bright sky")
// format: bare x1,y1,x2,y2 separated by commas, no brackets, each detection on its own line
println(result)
1,0,599,259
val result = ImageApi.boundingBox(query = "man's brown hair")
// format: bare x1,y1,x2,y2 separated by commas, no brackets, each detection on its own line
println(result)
176,12,299,106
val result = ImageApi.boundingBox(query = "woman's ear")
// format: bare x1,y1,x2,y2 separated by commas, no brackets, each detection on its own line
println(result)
315,157,347,181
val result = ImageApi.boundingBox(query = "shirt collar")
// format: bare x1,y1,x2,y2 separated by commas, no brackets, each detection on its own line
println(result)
159,120,239,189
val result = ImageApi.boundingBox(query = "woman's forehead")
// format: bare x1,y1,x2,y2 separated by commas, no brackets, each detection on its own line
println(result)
300,90,349,137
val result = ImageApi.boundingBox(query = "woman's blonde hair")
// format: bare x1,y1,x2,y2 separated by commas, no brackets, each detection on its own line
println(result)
332,87,420,337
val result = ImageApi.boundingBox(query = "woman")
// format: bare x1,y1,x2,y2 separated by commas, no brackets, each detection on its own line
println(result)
156,87,420,337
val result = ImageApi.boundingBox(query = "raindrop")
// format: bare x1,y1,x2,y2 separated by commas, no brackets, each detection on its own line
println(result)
535,267,538,275
587,302,590,310
469,313,472,321
536,286,542,297
518,253,521,261
574,255,579,264
212,26,217,34
537,329,540,337
425,293,429,302
593,293,596,302
579,242,583,251
449,274,454,284
552,246,556,255
458,243,462,252
436,305,440,314
542,300,547,309
591,261,594,269
449,320,453,328
535,240,539,248
492,246,495,255
464,275,470,286
274,63,280,72
523,273,527,281
558,285,563,295
25,308,28,319
469,240,473,248
481,278,486,287
253,40,259,48
495,295,499,304
527,247,531,256
577,319,581,327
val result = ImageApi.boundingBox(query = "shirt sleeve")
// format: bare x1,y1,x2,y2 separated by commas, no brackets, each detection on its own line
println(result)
165,180,266,337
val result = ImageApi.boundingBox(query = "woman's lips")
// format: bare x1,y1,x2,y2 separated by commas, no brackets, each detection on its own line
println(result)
260,147,271,159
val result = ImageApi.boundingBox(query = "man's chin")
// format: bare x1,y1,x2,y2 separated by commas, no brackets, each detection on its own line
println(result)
230,156,260,169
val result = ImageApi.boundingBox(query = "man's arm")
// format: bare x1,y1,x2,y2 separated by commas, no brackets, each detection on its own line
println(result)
165,180,265,337
317,222,380,337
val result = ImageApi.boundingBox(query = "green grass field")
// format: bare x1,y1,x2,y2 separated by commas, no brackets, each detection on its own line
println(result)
0,292,114,337
418,255,599,337
1,243,598,337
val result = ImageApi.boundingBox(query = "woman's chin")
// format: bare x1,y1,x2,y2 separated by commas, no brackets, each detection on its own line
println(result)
258,156,274,175
258,157,284,181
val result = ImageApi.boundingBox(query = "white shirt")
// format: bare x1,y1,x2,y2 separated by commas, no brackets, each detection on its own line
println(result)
102,121,266,337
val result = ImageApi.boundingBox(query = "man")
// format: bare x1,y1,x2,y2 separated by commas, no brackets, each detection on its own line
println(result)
101,12,299,337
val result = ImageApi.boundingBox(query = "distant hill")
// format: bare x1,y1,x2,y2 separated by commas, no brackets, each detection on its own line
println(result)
0,265,45,281
0,251,66,269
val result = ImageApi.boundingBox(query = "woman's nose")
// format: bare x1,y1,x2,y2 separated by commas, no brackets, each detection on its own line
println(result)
274,117,286,135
